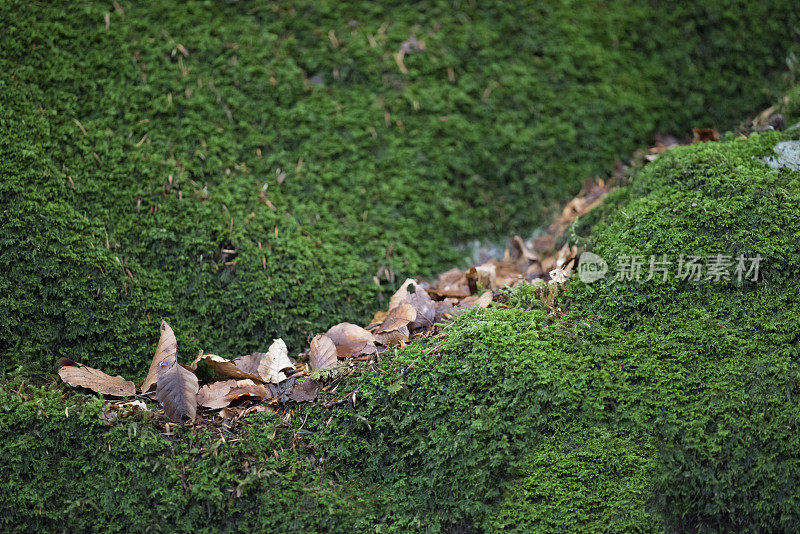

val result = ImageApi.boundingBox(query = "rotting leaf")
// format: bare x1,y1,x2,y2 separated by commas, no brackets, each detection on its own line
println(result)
141,320,177,393
289,377,322,403
156,358,199,423
308,334,337,372
58,363,135,397
326,322,377,358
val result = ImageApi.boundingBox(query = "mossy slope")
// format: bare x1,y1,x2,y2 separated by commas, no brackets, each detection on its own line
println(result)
2,119,800,532
2,0,799,376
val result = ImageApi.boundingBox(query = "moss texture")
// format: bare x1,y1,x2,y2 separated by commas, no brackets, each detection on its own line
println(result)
3,130,800,531
2,0,799,377
3,1,800,531
309,129,800,531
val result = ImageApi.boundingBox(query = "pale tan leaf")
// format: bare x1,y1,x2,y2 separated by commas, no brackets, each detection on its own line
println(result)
236,338,293,384
58,364,135,397
156,358,199,423
141,320,177,393
308,334,337,372
326,322,377,358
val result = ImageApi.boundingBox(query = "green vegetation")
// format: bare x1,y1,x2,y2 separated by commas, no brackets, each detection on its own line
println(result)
3,129,800,531
3,0,800,532
2,0,799,376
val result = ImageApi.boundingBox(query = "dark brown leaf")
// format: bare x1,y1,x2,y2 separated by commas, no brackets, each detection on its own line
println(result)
289,377,322,402
156,358,199,423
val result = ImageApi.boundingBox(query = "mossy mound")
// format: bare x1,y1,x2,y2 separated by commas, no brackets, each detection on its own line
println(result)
3,129,799,531
307,130,800,531
2,0,799,377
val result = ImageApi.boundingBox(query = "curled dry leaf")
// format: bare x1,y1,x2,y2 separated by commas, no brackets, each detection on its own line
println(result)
197,379,268,410
237,338,294,384
367,310,388,329
326,322,377,358
308,334,337,372
374,302,416,347
289,377,322,402
389,279,435,330
58,364,135,397
156,358,199,423
141,320,177,393
376,302,416,333
191,353,262,382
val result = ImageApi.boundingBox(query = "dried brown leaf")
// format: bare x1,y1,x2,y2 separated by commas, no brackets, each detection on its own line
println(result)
326,322,377,358
197,379,268,410
58,364,135,397
193,353,263,381
156,358,199,423
236,338,293,384
389,279,435,330
376,302,416,333
289,377,322,402
308,334,338,372
141,320,177,393
434,268,470,298
374,326,409,348
456,290,493,311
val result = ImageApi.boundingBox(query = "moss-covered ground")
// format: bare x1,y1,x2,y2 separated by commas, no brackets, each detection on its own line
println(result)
2,0,799,376
3,1,800,532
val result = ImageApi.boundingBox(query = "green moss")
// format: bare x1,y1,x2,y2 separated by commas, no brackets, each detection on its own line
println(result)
3,1,800,531
308,129,800,530
0,380,381,532
2,0,799,376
